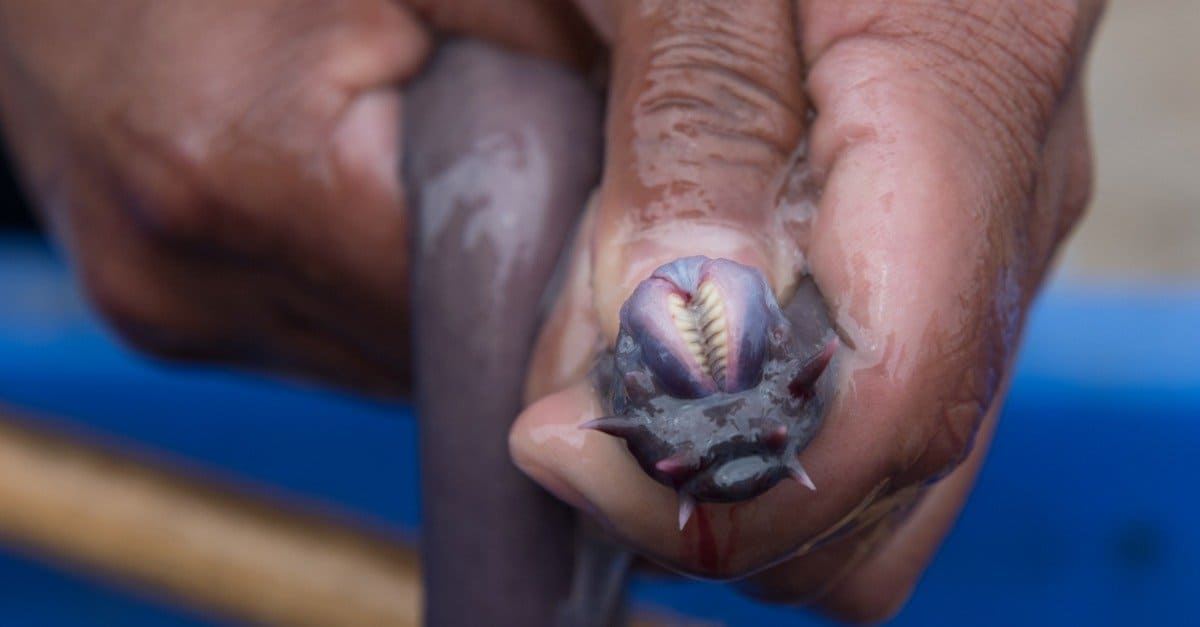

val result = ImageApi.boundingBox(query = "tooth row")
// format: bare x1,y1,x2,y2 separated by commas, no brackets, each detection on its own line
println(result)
696,283,729,381
667,282,730,383
668,293,710,371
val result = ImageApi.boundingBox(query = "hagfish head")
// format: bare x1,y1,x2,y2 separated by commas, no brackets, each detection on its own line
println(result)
585,257,835,528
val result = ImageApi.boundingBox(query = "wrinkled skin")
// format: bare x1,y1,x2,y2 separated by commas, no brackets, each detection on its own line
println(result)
0,0,594,394
0,0,1104,623
513,1,1104,620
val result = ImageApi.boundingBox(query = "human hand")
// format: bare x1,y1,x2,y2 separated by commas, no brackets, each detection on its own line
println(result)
512,0,1102,620
0,0,594,395
0,0,434,393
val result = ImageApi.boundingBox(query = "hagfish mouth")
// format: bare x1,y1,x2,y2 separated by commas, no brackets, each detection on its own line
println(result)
584,257,836,529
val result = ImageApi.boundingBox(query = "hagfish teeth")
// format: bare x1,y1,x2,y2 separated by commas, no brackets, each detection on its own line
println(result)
678,494,697,530
599,256,834,511
788,461,816,491
579,416,644,438
621,257,774,398
666,282,732,386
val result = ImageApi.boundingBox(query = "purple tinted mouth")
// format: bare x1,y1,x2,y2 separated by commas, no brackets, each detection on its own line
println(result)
585,257,836,529
619,257,774,398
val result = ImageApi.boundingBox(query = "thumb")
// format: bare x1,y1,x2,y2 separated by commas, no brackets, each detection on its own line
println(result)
514,0,825,577
590,0,808,340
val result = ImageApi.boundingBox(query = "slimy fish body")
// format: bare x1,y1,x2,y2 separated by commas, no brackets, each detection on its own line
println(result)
406,39,601,626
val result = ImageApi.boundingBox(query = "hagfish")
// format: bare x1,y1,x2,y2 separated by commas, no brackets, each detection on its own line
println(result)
405,39,601,626
587,257,836,529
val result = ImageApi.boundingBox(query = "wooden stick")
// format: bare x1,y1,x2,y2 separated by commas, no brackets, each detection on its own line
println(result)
0,409,420,627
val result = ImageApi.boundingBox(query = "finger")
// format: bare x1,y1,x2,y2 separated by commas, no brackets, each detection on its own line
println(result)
523,0,815,400
816,402,999,622
110,2,424,386
523,200,606,403
112,1,424,262
0,1,432,394
516,0,821,575
593,0,808,338
744,386,1002,622
57,146,406,394
798,0,1103,486
737,0,1103,610
82,84,414,389
515,0,1101,585
739,4,1104,607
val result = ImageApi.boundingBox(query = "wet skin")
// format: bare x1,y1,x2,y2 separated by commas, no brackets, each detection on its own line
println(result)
405,40,601,626
406,43,840,623
0,0,1105,623
512,2,1105,618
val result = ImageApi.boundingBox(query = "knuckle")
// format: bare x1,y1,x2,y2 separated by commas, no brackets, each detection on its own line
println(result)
81,258,156,337
82,266,164,350
133,182,219,246
114,122,240,247
79,257,199,360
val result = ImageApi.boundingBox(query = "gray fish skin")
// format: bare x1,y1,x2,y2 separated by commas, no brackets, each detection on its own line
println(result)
406,39,601,627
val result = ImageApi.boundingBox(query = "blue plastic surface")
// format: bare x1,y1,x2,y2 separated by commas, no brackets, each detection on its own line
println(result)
1,236,1197,626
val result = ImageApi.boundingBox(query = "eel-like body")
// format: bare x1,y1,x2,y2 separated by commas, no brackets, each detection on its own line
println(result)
405,40,602,626
406,38,835,626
